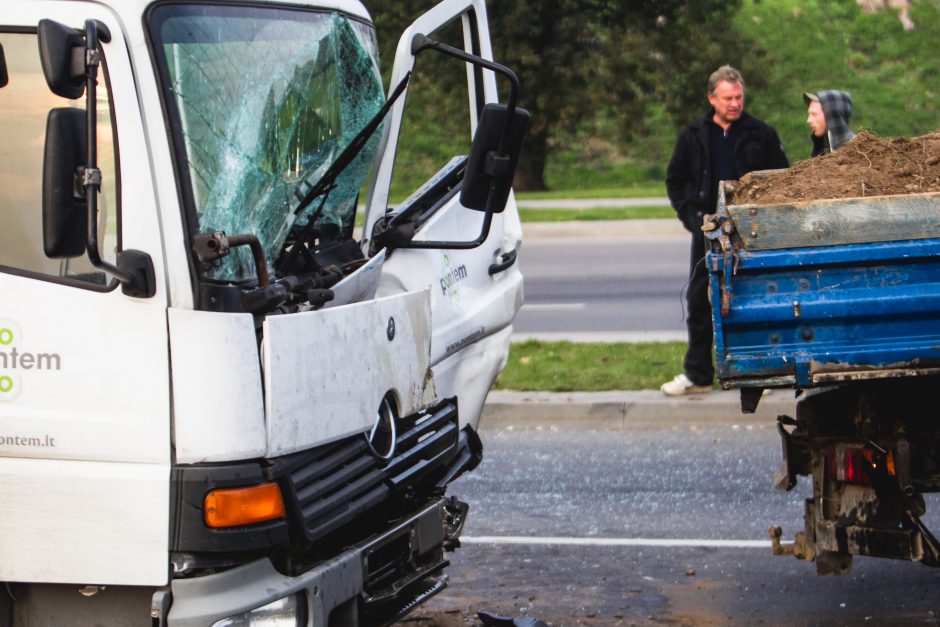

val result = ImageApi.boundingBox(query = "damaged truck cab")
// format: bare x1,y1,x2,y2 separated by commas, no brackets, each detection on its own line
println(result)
0,0,526,624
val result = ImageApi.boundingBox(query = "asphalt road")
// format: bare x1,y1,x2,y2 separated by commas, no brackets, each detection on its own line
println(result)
410,422,940,626
513,234,689,339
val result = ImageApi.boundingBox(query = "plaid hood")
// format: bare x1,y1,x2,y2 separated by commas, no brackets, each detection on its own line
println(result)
804,90,855,152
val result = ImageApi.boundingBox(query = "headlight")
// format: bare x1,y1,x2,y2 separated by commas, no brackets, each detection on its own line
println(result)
211,593,306,627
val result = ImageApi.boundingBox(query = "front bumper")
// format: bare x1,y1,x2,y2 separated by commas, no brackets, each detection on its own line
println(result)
166,498,457,626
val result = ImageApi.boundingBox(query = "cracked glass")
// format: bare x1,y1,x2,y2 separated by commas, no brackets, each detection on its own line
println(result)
150,5,384,281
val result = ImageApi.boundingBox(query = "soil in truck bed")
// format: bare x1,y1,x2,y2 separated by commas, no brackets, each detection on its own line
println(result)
731,130,940,205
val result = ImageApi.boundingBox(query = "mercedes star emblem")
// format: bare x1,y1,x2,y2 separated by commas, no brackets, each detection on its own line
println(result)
364,394,398,461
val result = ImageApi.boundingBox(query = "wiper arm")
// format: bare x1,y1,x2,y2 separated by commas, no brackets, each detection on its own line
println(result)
277,71,411,274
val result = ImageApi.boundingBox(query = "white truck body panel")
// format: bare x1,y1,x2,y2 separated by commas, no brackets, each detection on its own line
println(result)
169,310,266,464
0,457,169,585
262,289,434,457
87,0,371,21
0,277,169,464
0,284,170,585
430,325,513,430
0,276,170,587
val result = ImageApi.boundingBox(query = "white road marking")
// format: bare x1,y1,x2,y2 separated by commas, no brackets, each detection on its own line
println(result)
461,536,777,549
522,303,586,311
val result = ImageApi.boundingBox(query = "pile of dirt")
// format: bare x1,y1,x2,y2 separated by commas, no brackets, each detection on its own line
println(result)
730,130,940,205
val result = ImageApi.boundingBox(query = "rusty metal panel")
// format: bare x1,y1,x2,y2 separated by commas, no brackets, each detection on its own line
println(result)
727,192,940,251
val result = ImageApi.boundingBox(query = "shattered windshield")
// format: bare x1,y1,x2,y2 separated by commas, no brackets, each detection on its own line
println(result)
149,5,385,282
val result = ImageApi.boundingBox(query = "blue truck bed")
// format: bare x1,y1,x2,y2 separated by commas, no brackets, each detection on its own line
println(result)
706,182,940,389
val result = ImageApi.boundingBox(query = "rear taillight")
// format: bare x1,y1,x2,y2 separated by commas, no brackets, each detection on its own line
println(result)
827,445,895,485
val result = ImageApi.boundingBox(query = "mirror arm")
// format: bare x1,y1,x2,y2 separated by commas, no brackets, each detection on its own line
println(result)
411,34,519,156
392,203,494,251
0,43,8,88
79,20,153,296
82,21,126,281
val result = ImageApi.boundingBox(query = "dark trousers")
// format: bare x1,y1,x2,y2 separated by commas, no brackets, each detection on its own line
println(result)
684,232,714,386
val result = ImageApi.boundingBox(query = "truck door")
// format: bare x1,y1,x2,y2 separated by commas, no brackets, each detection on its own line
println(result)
0,3,170,585
363,0,524,430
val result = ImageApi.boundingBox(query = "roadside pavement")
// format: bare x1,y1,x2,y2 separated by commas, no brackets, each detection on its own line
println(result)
521,217,684,239
480,388,798,430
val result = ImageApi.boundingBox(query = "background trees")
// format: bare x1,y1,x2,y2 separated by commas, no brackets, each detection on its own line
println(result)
371,0,940,193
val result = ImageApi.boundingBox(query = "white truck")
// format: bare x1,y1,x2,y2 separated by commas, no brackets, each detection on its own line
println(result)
0,0,527,624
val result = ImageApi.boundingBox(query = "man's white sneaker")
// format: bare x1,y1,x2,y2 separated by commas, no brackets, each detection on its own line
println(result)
660,374,712,396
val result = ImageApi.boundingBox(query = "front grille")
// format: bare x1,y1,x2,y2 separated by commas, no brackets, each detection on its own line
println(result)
277,399,460,543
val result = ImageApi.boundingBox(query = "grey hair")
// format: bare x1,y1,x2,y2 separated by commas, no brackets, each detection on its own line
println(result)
707,65,745,94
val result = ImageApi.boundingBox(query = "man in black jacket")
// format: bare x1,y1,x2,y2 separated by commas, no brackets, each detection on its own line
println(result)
662,65,788,396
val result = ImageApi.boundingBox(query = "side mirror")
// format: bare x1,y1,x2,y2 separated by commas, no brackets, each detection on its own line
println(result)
37,20,87,99
42,107,88,258
384,35,530,252
461,103,530,213
39,19,154,298
0,43,8,88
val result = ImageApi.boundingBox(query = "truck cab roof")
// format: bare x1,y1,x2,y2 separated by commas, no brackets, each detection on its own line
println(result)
76,0,371,22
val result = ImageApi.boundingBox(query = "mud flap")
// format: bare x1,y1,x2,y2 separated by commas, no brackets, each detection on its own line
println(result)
772,415,805,491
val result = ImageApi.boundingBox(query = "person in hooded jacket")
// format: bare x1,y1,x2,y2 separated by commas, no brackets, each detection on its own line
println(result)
804,90,855,156
662,65,789,396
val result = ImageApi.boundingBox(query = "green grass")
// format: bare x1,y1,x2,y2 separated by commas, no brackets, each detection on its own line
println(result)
735,0,940,164
542,156,668,192
495,340,686,392
518,206,673,221
356,202,672,226
516,183,666,200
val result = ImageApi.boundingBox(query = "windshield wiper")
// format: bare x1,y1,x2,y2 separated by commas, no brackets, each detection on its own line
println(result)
277,72,411,273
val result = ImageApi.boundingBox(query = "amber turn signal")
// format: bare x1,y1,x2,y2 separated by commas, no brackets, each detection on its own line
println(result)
204,482,286,528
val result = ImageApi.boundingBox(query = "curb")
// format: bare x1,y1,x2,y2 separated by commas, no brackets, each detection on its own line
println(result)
510,331,687,344
479,389,798,430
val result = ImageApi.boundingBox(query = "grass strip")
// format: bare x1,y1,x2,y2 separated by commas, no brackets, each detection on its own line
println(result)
516,184,665,200
518,206,672,222
356,204,674,227
495,340,686,392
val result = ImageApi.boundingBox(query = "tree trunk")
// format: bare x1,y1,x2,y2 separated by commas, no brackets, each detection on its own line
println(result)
513,161,547,192
513,131,549,191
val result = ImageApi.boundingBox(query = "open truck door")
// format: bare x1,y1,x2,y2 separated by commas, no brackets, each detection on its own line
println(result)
362,0,528,431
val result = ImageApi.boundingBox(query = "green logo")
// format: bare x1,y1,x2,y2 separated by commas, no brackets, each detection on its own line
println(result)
1,320,26,401
439,253,467,305
0,322,17,400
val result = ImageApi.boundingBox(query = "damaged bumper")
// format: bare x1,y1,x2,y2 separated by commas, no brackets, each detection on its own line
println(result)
165,497,465,626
